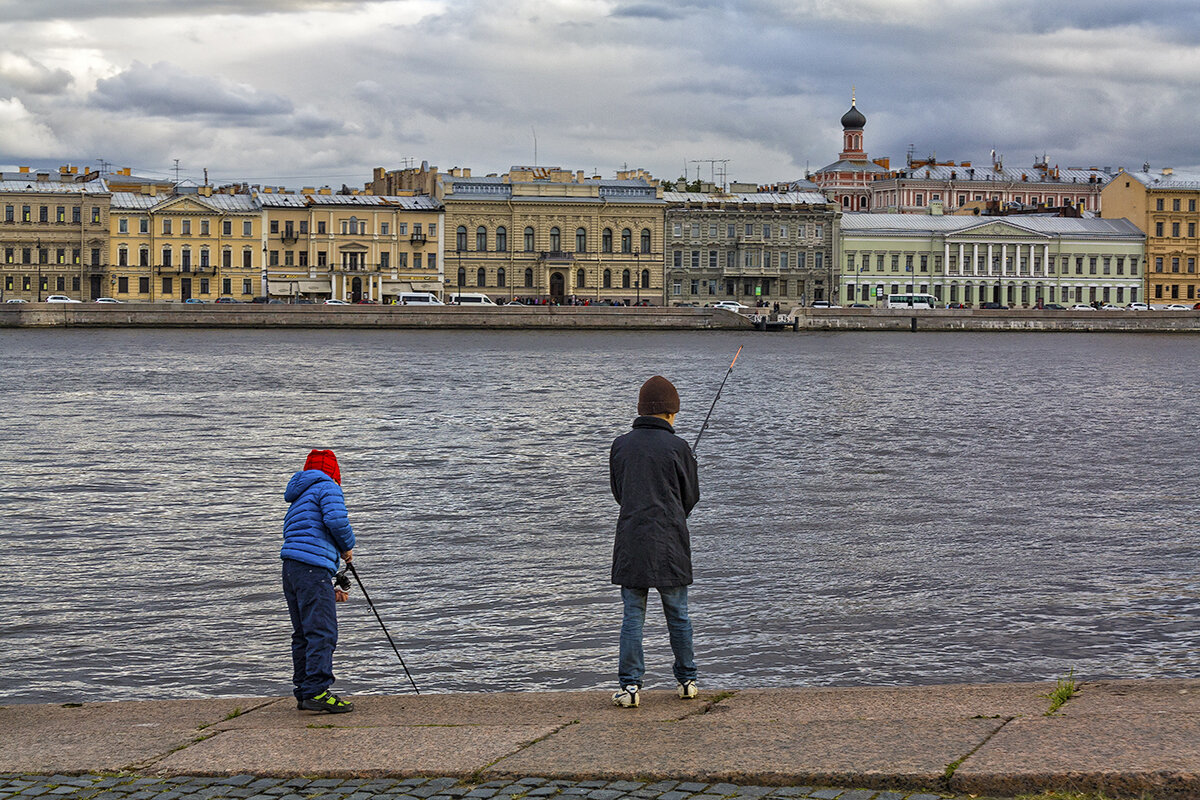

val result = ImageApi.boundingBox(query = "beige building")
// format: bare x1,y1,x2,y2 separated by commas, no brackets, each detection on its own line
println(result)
1102,167,1200,305
109,187,261,302
0,167,110,301
259,190,443,302
370,163,666,304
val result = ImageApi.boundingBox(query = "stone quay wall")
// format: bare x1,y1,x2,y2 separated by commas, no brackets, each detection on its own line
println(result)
793,307,1200,332
0,304,752,331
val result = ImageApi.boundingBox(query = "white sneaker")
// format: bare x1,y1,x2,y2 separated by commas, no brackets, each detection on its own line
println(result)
612,685,640,708
677,680,698,699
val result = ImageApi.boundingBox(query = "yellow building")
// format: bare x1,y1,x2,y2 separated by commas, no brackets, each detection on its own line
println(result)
259,190,443,302
1102,167,1200,305
370,164,666,304
109,187,261,302
0,167,110,301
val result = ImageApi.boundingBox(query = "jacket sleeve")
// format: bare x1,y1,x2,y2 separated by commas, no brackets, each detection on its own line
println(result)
609,441,622,505
679,447,700,518
319,484,356,552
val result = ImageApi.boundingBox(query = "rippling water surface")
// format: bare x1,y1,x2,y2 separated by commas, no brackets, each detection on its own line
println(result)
2,328,1198,702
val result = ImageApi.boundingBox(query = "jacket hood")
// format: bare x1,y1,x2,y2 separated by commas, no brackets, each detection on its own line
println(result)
633,415,675,433
285,469,335,502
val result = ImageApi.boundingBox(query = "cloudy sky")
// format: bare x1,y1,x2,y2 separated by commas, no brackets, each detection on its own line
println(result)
1,0,1197,189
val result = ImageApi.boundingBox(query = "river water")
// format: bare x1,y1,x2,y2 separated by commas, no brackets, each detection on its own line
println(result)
1,329,1198,703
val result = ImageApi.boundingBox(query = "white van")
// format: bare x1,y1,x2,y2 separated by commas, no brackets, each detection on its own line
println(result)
448,293,498,306
397,292,444,305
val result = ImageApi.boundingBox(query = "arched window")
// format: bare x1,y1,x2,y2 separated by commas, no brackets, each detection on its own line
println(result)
603,269,612,288
524,227,535,252
200,247,210,268
550,227,561,252
524,267,534,288
497,267,506,287
456,226,467,251
641,229,651,254
457,266,466,287
576,227,587,253
477,267,486,287
602,228,613,253
496,226,507,252
622,269,631,288
641,269,650,289
348,216,358,234
476,226,487,251
139,248,150,267
576,268,586,288
621,228,632,253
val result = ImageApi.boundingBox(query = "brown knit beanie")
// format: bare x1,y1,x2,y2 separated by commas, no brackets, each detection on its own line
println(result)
638,375,680,416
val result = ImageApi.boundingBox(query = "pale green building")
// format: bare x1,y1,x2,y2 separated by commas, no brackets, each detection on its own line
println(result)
839,214,1146,307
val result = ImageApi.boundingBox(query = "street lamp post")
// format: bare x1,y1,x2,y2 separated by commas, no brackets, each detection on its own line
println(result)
36,238,42,302
635,249,640,306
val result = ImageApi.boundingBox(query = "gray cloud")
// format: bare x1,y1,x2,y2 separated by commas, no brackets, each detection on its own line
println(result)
0,53,72,94
91,61,293,118
0,0,369,22
610,4,686,21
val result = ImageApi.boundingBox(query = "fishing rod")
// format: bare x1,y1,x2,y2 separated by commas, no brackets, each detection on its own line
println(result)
692,345,742,454
342,560,420,695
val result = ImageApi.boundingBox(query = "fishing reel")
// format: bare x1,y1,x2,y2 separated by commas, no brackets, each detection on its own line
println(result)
334,566,351,592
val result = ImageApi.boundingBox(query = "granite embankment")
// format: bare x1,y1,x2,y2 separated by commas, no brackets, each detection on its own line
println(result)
0,304,749,330
2,680,1198,799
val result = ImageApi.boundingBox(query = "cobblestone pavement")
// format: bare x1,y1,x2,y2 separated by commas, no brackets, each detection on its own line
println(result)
0,775,984,800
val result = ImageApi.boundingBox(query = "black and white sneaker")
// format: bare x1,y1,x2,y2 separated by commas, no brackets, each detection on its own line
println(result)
677,680,698,700
612,685,640,708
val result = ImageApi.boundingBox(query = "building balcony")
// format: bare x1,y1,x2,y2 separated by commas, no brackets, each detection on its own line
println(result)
410,233,427,245
280,232,300,245
540,250,575,262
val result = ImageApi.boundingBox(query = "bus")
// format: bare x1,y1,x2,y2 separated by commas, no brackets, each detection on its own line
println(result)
886,293,938,309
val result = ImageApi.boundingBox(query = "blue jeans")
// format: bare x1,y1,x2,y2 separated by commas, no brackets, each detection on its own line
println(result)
282,558,338,701
618,585,696,687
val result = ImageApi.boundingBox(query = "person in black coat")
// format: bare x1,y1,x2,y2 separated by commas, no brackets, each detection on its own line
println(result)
609,375,700,708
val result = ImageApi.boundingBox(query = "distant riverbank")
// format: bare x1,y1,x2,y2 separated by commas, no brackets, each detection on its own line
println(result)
4,303,1200,331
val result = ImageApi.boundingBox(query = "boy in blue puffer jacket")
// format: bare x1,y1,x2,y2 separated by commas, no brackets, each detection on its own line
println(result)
282,448,356,713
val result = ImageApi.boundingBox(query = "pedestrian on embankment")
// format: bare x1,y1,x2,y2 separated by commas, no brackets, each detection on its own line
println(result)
281,448,356,713
609,376,701,708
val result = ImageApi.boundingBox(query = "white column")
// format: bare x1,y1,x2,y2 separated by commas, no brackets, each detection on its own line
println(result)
958,243,965,275
972,243,979,275
986,244,993,276
1001,244,1008,277
943,242,950,276
1043,244,1050,279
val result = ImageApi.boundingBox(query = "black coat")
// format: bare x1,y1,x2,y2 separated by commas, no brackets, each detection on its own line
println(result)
610,416,700,588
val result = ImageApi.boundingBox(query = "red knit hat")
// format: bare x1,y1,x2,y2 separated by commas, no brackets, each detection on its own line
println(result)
304,449,341,484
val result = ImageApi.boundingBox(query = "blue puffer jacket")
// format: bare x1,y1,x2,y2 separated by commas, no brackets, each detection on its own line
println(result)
281,470,355,573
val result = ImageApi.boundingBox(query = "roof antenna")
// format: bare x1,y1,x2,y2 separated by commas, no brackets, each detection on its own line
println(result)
172,158,181,184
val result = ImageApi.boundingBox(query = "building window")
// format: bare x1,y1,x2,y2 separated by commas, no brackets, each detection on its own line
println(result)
524,267,533,288
244,220,253,236
223,249,232,268
1155,257,1163,272
497,267,506,287
117,276,129,293
222,278,232,294
456,226,467,251
243,249,253,268
1172,257,1180,273
691,250,700,268
181,219,191,235
496,226,507,252
162,277,173,294
524,227,535,252
673,251,682,267
603,269,612,288
576,227,587,253
603,228,613,253
477,226,488,251
1156,222,1164,236
1173,222,1181,237
550,227,561,251
223,220,232,236
477,267,486,287
622,269,631,288
709,250,717,268
642,269,650,289
1174,198,1181,211
378,252,387,269
621,229,632,253
200,220,210,235
641,229,651,253
162,219,172,235
199,278,209,294
576,268,586,288
118,218,128,234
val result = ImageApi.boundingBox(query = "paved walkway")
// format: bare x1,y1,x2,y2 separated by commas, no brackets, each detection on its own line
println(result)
3,679,1199,799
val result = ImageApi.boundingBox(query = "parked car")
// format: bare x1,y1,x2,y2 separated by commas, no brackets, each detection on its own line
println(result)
46,295,81,303
1068,304,1096,311
94,297,123,303
214,297,241,304
1128,302,1150,311
1162,304,1191,311
183,298,206,304
1041,303,1067,310
397,292,445,305
449,293,499,306
713,301,749,312
355,298,377,305
809,300,842,309
979,302,1008,309
945,302,968,309
1100,303,1123,311
5,298,28,303
849,303,871,308
323,299,352,305
249,296,270,304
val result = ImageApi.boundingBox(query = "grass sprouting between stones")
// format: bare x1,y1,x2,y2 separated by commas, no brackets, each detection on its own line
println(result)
1040,668,1080,715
